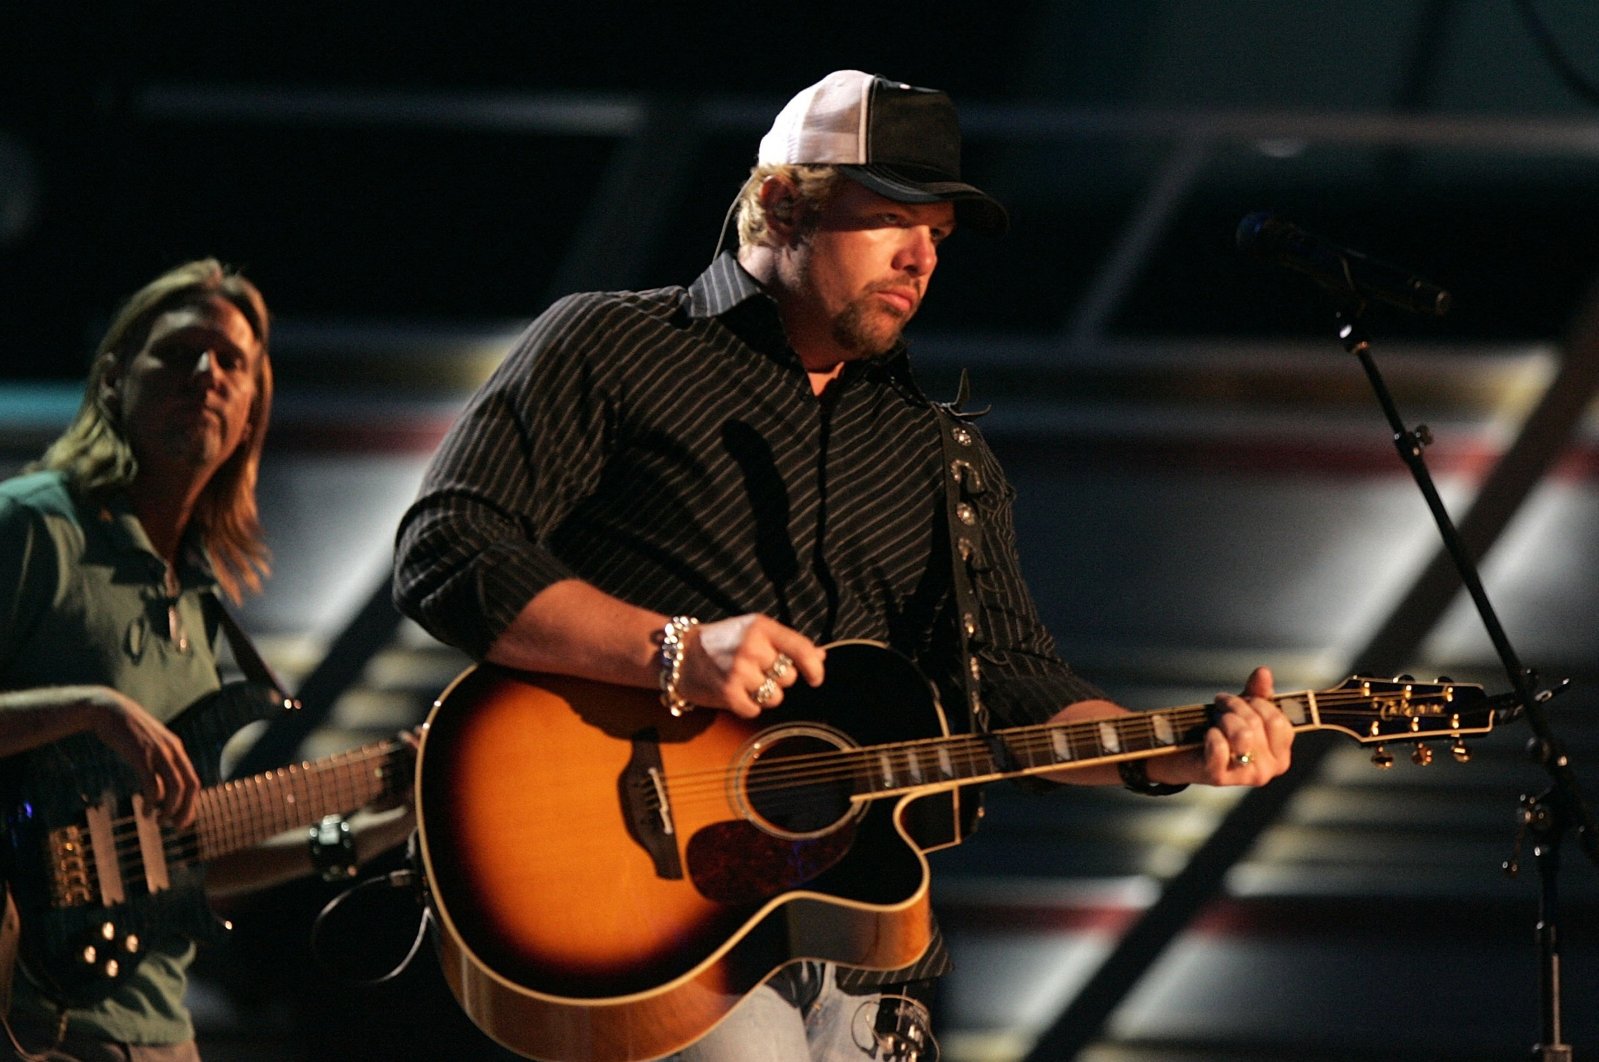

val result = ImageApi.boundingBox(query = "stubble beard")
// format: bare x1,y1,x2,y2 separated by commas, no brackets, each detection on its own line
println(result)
831,296,910,359
147,410,231,482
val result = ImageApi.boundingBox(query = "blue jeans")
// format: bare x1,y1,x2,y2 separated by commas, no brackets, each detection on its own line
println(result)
662,963,934,1062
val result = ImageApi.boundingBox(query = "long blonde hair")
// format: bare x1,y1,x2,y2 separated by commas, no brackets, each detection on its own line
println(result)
32,259,273,603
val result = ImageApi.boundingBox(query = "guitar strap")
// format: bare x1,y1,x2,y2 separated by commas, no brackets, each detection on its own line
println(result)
934,371,991,735
204,594,293,699
833,376,993,1000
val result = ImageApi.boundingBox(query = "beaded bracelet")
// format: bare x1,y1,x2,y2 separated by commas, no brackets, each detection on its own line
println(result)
657,615,700,717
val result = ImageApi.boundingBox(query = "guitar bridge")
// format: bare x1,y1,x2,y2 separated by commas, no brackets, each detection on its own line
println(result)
645,767,675,836
620,729,684,880
47,824,94,907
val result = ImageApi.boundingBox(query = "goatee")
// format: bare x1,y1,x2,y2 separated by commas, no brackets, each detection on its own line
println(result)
831,298,907,358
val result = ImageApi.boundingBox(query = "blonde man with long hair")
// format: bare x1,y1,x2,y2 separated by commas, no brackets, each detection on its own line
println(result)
1,260,409,1061
34,257,273,604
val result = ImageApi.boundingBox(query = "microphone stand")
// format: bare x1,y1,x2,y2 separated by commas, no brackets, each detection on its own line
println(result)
1334,304,1597,1061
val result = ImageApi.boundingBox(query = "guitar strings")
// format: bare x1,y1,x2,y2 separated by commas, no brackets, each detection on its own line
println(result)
645,689,1469,813
82,685,1470,871
646,710,1215,810
650,723,1199,811
88,744,409,880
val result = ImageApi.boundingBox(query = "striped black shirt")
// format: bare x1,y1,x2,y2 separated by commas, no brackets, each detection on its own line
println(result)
394,252,1097,719
392,252,1105,985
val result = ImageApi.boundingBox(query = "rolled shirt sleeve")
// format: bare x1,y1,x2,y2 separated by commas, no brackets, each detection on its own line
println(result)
394,293,616,658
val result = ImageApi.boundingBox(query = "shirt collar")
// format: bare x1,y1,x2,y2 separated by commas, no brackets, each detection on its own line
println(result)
686,251,768,319
686,252,924,395
94,489,219,589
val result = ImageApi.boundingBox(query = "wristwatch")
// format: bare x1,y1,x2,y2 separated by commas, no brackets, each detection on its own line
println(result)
1117,758,1189,796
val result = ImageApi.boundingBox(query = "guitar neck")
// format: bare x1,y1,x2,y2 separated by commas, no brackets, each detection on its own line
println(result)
192,738,413,861
855,679,1483,797
864,700,1221,795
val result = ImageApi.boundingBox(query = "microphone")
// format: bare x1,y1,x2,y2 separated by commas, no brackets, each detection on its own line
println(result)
1236,211,1451,317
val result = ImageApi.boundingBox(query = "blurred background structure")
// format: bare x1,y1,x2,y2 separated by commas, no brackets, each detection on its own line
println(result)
3,3,1599,1059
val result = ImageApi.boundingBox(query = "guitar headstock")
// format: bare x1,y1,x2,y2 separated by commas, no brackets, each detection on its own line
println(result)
1306,676,1514,768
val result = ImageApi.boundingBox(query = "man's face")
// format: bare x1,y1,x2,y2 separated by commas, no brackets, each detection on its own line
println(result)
108,294,262,486
785,180,956,363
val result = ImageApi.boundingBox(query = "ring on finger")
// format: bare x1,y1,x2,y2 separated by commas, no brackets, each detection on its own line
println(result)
767,653,793,681
1231,751,1253,767
753,677,778,707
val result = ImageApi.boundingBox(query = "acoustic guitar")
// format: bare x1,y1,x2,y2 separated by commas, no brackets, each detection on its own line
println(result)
414,641,1512,1062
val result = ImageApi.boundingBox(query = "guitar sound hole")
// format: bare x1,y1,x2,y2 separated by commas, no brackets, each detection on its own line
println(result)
741,728,860,839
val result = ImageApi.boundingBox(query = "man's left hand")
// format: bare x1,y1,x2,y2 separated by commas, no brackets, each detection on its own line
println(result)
1160,666,1294,786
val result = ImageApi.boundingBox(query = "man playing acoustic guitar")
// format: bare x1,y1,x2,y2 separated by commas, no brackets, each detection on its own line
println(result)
394,71,1294,1061
0,260,414,1061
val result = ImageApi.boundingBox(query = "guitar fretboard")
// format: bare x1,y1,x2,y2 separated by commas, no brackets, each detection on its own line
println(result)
193,739,413,861
842,693,1317,796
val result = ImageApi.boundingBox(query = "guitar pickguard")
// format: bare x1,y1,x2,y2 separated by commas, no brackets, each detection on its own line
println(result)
684,819,856,905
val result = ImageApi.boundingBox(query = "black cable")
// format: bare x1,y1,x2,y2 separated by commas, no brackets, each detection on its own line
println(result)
1512,0,1599,107
307,869,430,986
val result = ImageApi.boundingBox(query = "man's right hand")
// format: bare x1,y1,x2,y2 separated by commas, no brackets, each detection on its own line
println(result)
83,686,202,828
677,614,826,718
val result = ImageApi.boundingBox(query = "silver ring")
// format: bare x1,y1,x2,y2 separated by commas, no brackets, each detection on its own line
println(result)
767,653,793,681
1231,751,1254,767
753,677,778,706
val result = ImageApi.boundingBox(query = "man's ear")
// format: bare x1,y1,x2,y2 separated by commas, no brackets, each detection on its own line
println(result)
759,175,801,240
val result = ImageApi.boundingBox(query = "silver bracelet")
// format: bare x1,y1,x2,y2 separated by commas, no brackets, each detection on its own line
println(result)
657,615,700,716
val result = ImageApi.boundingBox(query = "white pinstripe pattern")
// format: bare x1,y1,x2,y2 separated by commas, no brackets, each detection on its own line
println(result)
394,253,1108,988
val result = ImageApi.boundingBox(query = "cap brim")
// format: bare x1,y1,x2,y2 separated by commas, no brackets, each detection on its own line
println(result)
840,164,1010,236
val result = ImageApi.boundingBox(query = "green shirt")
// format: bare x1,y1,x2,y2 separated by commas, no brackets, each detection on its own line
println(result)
0,470,223,1044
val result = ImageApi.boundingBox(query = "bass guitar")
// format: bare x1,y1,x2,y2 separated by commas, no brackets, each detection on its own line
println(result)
414,641,1515,1062
1,682,415,1007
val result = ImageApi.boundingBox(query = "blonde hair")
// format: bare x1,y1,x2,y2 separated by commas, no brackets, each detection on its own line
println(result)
32,258,273,603
734,163,845,248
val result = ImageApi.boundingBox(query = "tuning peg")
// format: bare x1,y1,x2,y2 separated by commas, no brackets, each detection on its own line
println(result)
1451,738,1471,763
1394,674,1415,683
1436,675,1454,684
1371,745,1394,769
1411,743,1433,767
